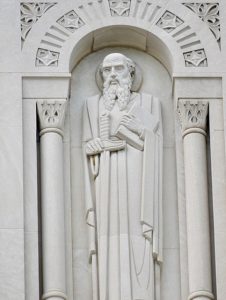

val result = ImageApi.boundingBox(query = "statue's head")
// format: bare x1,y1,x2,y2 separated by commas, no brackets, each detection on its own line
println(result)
99,53,136,110
100,53,135,87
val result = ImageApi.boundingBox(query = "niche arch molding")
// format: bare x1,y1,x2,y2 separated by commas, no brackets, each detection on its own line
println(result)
21,0,222,76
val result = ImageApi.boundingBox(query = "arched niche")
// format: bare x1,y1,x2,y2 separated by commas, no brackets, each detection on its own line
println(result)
69,46,178,300
68,25,175,74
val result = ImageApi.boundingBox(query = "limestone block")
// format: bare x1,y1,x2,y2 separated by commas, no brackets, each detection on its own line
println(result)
163,147,179,249
0,125,23,229
0,229,25,300
162,249,181,300
24,231,40,300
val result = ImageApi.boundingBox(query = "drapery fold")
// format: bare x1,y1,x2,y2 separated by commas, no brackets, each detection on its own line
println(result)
82,93,162,300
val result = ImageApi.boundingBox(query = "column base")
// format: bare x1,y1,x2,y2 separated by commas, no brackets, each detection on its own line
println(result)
42,290,67,300
188,291,214,300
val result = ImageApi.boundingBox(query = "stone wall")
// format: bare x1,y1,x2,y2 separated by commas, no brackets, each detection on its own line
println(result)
0,1,226,300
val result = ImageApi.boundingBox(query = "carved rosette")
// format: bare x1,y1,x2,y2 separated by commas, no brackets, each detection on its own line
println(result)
108,0,131,16
37,100,67,136
177,100,208,137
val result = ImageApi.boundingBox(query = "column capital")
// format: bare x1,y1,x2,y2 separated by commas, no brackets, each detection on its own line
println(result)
177,100,208,137
37,100,67,137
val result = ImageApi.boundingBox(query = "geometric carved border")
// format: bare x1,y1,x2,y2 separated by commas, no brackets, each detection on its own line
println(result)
157,10,208,67
31,1,210,68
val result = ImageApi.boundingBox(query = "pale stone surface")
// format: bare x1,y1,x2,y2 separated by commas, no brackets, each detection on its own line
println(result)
174,121,189,300
0,125,24,228
178,101,214,300
0,229,25,300
209,100,226,300
37,100,67,300
0,1,226,300
163,147,179,249
24,231,40,300
23,99,40,300
63,139,74,300
0,0,21,72
23,99,39,232
162,249,181,300
0,72,25,297
23,77,71,99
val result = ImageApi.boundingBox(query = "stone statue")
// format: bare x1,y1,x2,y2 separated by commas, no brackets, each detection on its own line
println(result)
82,53,163,300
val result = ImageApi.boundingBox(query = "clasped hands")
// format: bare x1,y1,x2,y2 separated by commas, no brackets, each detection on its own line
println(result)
119,114,144,137
86,114,144,155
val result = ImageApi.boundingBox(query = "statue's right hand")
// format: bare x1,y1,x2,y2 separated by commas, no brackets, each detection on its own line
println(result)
86,138,104,155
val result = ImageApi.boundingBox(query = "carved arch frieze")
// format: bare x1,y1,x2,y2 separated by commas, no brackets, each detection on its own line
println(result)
20,0,222,71
156,9,207,67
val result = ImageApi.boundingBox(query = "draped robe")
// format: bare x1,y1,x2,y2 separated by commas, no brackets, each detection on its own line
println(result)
82,92,163,300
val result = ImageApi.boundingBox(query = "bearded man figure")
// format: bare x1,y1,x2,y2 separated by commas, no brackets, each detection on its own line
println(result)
83,53,163,300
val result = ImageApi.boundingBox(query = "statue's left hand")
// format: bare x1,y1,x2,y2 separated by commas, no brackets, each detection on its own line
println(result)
120,114,144,137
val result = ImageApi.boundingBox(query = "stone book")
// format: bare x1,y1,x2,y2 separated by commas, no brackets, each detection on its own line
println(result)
115,101,158,150
115,124,144,150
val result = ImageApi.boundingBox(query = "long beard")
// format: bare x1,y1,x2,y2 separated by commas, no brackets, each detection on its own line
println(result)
103,76,132,111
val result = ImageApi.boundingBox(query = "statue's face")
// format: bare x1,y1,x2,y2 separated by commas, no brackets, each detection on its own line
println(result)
102,53,133,111
102,53,130,87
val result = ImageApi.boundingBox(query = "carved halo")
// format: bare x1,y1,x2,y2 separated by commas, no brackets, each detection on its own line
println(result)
95,57,143,92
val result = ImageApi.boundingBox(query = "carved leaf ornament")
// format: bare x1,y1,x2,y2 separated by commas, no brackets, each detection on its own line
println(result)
38,101,66,130
43,102,60,123
21,3,56,43
184,3,220,46
178,101,208,132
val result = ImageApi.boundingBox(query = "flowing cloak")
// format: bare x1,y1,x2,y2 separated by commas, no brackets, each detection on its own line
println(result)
82,92,163,300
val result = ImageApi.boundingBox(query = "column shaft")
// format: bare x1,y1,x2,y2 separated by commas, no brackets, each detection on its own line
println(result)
184,133,212,296
178,100,214,300
40,133,66,300
37,100,67,300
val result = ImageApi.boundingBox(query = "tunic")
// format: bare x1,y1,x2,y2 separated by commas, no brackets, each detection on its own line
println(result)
83,92,163,300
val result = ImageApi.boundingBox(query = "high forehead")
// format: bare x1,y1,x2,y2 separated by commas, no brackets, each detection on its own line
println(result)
102,53,128,67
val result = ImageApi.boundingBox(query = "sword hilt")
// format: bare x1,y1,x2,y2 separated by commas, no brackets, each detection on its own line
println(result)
100,112,110,140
